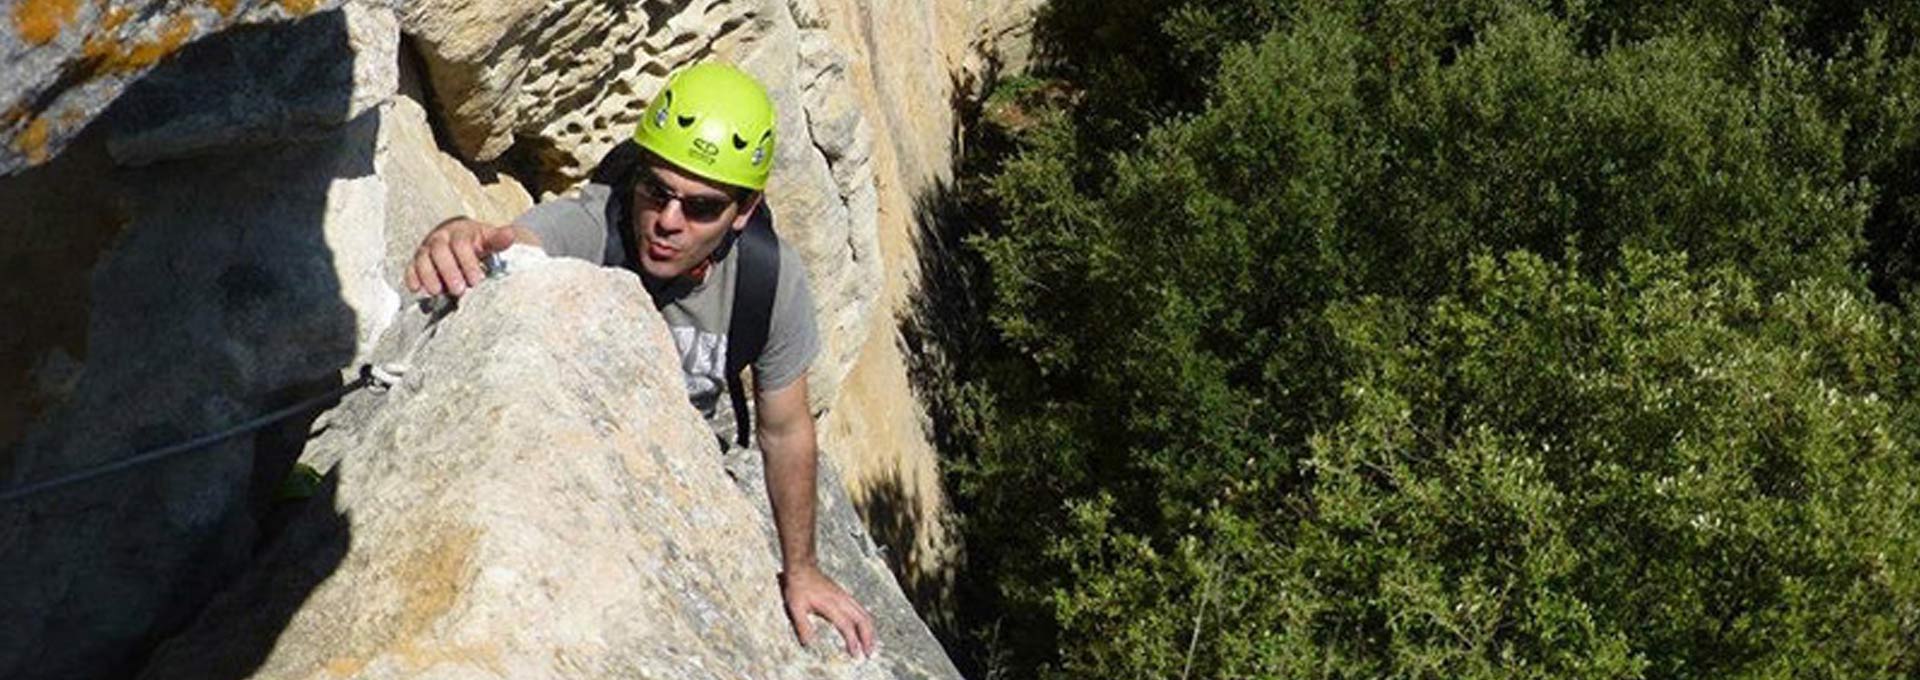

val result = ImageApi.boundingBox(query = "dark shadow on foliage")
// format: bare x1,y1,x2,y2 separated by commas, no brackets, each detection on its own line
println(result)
896,52,1066,678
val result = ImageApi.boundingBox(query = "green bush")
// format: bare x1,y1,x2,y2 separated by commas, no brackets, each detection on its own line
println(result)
939,1,1920,677
1290,251,1917,678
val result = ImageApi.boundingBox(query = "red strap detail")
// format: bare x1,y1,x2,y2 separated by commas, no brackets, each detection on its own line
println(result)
686,259,712,283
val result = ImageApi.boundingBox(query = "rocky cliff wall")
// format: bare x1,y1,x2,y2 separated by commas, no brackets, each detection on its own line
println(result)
0,0,1036,676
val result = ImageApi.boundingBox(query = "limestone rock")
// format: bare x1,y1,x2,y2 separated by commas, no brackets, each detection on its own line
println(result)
139,257,961,680
0,6,492,677
398,0,755,170
103,2,397,166
0,109,379,680
0,0,353,175
957,0,1044,99
732,0,882,414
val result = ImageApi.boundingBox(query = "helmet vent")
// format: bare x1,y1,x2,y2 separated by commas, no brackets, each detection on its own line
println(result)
677,115,697,128
732,134,749,150
652,90,674,127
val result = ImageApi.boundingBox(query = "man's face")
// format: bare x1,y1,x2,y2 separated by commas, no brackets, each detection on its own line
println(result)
630,160,759,280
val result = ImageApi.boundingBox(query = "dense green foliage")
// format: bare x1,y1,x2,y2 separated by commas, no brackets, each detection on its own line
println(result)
928,1,1920,677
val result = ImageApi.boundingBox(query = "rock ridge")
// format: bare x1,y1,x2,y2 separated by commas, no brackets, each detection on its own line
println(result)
139,254,961,679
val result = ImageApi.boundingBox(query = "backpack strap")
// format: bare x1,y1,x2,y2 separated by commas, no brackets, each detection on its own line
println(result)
725,204,779,448
590,140,650,279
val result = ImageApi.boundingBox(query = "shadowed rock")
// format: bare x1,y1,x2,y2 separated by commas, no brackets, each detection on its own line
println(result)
0,0,352,175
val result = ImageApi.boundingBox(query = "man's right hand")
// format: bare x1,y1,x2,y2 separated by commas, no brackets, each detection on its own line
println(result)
404,217,528,297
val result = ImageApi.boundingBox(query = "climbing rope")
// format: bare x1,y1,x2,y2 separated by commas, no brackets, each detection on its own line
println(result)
0,373,380,504
0,287,476,505
0,252,508,505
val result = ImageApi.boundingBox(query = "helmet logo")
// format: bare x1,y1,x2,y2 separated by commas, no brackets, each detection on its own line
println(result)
751,147,766,166
690,138,720,164
653,108,668,128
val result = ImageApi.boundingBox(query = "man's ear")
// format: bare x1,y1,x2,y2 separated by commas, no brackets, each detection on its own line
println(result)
731,193,763,232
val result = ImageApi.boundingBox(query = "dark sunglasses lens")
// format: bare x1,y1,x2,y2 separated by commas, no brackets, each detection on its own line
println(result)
637,177,670,206
638,176,731,222
682,198,731,222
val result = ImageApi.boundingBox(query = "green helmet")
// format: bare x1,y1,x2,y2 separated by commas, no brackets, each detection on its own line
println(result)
632,63,777,191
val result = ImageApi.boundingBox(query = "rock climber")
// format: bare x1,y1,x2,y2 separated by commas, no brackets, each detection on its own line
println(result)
402,62,877,659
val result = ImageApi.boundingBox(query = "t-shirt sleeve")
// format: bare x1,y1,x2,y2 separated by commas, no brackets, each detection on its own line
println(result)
754,241,821,392
512,184,612,263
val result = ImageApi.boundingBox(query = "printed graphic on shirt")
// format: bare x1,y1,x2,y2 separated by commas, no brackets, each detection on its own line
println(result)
670,325,728,416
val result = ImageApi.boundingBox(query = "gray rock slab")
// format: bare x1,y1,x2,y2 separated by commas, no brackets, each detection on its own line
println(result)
139,255,961,679
0,0,352,176
0,107,379,680
0,8,409,678
102,1,396,166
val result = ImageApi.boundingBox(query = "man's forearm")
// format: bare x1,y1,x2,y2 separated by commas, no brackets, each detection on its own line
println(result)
759,417,819,572
751,378,873,657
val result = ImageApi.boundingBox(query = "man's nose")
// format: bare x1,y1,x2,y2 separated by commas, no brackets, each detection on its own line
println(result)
654,200,689,231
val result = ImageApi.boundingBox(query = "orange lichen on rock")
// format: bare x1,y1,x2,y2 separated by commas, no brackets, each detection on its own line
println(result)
277,0,319,16
96,4,129,32
13,116,52,164
80,13,195,76
206,0,239,17
323,656,367,678
12,0,82,45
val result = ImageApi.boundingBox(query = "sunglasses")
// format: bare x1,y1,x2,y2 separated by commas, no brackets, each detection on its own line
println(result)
634,172,737,224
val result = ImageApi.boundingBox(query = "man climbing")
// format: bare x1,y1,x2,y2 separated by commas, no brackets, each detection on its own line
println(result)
402,62,877,659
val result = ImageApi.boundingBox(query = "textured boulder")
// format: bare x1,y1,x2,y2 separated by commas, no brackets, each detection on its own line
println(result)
139,253,961,679
0,5,529,678
396,0,751,170
0,0,353,175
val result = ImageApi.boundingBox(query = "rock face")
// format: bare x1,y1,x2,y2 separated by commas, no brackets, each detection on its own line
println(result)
138,254,959,680
0,0,353,174
2,0,1040,675
0,6,528,678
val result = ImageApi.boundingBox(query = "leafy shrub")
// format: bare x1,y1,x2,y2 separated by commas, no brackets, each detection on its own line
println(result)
937,1,1920,677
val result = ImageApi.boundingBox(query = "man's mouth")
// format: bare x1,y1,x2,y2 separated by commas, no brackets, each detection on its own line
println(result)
646,238,679,260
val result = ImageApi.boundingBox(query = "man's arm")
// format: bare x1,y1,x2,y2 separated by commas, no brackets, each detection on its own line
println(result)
755,376,876,659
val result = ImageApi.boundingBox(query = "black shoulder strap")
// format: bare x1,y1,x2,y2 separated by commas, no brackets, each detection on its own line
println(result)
591,140,650,276
726,204,779,448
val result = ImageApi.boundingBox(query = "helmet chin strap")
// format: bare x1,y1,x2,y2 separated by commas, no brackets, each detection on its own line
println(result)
686,227,741,282
640,228,737,300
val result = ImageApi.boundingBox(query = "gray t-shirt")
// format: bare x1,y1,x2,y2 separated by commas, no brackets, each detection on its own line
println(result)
513,182,820,424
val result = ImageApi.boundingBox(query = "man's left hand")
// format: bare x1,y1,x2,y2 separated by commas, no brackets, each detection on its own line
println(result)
780,564,875,659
